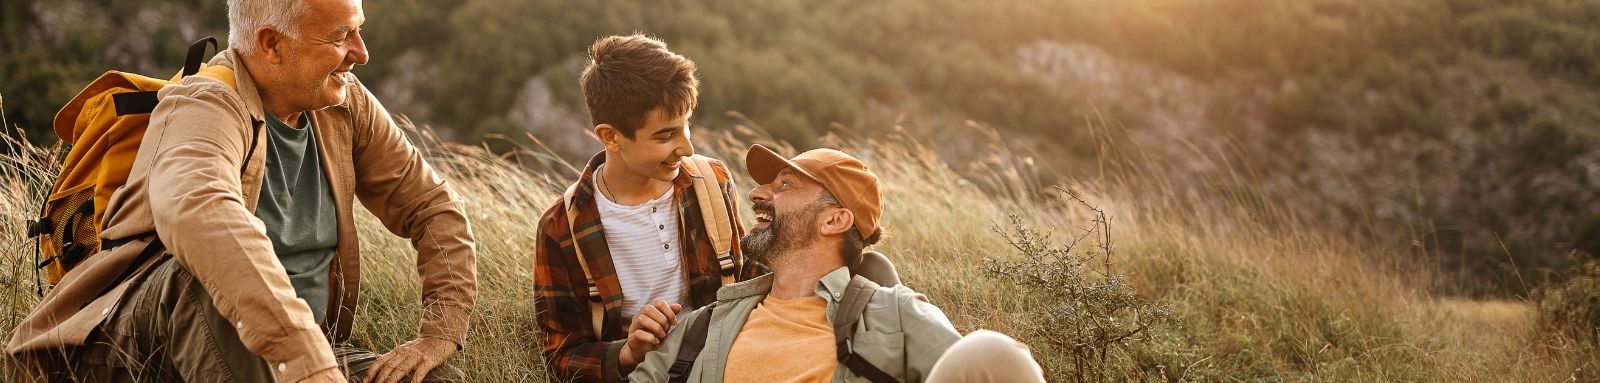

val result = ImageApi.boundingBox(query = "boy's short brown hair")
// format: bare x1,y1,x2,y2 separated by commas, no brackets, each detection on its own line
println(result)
579,34,699,137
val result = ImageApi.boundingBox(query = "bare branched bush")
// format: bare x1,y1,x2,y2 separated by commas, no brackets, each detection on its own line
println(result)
983,187,1183,382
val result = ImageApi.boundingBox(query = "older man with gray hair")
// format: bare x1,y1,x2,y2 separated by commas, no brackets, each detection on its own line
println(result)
6,0,476,382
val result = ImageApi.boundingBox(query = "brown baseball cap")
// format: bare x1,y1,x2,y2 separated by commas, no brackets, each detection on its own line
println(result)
745,144,882,239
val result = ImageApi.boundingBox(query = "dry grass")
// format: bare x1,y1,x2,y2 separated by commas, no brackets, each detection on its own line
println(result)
0,115,1592,381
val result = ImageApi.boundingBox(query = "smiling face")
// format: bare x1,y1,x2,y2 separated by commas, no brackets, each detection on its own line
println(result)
251,0,368,116
601,108,694,182
742,168,834,266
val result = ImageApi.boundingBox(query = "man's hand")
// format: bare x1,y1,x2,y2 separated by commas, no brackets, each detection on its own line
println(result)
296,367,348,383
366,337,458,383
618,300,683,371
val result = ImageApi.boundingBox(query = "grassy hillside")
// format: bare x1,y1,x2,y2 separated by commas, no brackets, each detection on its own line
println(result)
3,120,1592,381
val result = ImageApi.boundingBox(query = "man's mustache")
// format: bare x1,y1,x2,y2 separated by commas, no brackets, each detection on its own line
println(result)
752,202,774,216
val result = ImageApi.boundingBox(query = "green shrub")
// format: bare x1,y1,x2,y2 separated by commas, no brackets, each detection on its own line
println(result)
982,191,1186,382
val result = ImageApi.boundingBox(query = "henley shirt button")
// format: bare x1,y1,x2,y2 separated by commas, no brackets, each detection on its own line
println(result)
658,224,665,230
278,363,286,373
663,243,670,250
651,207,657,213
237,321,244,329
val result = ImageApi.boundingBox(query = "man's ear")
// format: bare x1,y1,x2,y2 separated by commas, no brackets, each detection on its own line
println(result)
256,27,287,64
819,207,855,237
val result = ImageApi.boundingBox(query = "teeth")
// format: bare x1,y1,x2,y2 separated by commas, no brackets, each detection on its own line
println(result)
755,212,773,221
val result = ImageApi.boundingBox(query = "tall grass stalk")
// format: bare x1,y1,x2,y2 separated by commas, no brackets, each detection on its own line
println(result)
0,115,1589,381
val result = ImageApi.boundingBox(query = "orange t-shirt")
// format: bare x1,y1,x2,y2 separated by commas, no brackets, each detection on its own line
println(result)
723,295,837,382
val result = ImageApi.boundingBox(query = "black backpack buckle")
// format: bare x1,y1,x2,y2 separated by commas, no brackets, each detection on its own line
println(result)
25,217,50,238
667,360,694,381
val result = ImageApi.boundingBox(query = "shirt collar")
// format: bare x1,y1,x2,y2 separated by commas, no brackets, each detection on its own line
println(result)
716,266,852,303
716,272,773,302
813,266,853,303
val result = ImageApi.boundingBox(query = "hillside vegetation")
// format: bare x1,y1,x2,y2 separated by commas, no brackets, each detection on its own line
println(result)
4,0,1597,293
2,0,1599,380
3,120,1593,381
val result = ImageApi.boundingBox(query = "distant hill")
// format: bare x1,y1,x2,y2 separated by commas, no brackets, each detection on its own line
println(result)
3,0,1596,293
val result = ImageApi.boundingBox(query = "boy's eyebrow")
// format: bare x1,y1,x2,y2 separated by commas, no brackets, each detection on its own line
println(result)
652,125,682,135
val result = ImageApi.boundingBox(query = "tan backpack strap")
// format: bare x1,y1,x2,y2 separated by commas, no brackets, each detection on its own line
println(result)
562,183,606,334
193,65,237,89
683,155,736,285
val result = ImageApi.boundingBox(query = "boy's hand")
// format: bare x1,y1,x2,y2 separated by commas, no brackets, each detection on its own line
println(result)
618,300,683,371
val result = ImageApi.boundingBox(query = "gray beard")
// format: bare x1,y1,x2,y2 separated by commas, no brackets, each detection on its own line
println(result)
741,204,822,268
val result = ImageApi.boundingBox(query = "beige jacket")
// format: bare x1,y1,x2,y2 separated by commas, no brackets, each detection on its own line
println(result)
6,50,478,382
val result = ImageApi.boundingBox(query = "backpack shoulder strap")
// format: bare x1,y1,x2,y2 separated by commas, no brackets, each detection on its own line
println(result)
833,276,899,383
562,183,606,334
668,303,717,383
193,65,236,89
186,36,236,89
682,155,737,285
107,36,233,118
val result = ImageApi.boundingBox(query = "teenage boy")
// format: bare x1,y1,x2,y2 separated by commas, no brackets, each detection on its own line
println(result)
532,34,762,382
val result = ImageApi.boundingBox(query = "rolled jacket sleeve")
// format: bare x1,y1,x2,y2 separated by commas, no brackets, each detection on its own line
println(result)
145,87,337,382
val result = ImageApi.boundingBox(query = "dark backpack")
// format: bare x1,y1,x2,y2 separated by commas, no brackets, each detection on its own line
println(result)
668,251,901,383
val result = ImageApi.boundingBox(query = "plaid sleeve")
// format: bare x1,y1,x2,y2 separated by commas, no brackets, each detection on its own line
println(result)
533,201,623,382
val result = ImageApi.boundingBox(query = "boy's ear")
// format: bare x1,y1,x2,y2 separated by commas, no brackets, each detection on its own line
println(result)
595,124,621,151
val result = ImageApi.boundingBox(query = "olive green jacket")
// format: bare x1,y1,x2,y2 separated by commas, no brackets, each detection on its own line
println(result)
630,267,962,382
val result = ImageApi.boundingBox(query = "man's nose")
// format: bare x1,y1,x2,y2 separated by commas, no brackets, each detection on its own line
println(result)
348,32,370,65
748,183,772,204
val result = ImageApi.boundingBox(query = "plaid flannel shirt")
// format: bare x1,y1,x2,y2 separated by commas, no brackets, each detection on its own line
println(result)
533,151,766,382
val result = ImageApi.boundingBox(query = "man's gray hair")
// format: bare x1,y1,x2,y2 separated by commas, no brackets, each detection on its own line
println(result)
227,0,310,55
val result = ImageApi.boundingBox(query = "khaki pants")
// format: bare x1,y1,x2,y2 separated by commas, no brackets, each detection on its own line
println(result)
12,257,462,382
926,330,1046,383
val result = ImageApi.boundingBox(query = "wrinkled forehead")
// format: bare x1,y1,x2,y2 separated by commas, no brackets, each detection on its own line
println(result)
300,0,364,31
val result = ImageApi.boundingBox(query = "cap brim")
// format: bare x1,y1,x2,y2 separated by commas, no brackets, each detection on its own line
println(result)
745,144,820,184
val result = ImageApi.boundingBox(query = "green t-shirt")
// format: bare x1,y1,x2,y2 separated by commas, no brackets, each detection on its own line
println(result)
256,112,338,325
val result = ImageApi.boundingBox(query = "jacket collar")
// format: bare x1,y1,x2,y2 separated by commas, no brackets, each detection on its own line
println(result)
715,266,852,304
213,49,267,124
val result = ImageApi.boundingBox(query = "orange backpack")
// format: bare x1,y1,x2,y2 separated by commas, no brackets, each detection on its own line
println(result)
24,37,236,289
